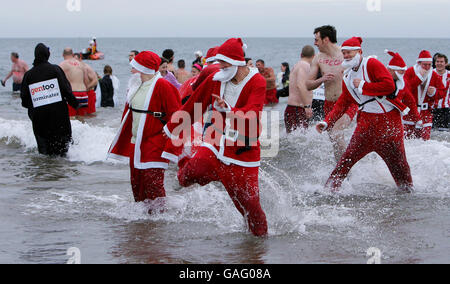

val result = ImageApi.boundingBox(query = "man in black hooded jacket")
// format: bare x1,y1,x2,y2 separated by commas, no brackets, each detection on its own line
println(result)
20,43,79,156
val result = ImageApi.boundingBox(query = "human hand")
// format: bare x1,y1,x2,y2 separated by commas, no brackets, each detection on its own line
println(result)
212,94,227,109
316,122,327,133
353,78,362,88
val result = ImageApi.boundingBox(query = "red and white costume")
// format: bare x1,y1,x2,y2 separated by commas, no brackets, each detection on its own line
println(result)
108,51,181,203
435,68,450,109
320,38,413,192
403,50,446,140
164,38,268,236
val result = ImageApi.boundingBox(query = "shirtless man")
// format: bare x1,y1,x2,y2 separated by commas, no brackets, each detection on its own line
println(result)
2,52,29,93
284,45,315,133
306,25,357,161
59,48,89,117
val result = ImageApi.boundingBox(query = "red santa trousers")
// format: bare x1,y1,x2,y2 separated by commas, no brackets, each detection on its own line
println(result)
325,110,413,191
177,147,268,237
284,105,309,133
129,145,166,202
264,89,278,105
404,109,433,141
87,90,96,114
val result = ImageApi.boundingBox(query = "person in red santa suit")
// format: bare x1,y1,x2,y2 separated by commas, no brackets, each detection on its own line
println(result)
163,38,268,237
432,53,450,130
316,37,414,192
403,50,446,140
108,51,181,210
384,50,422,127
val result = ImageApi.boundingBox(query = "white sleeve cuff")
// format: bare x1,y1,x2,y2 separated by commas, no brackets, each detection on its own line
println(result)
214,100,232,113
161,151,179,163
358,80,365,94
163,124,179,140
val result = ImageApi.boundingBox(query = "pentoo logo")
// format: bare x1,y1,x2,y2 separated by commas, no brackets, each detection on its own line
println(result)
66,0,81,12
30,83,56,95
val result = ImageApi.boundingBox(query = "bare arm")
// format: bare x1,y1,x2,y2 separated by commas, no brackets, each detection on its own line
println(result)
296,66,313,106
3,70,13,82
306,57,322,91
84,65,98,90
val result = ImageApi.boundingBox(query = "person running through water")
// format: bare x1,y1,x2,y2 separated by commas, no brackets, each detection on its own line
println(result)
20,43,79,156
2,52,29,93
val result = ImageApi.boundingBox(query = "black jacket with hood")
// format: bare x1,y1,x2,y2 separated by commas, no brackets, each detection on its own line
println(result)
20,43,79,155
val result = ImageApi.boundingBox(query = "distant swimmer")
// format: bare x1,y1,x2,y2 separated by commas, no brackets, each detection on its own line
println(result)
162,49,176,74
316,37,414,193
174,60,191,84
59,48,90,117
129,50,139,63
256,59,278,105
403,50,446,140
306,25,358,161
20,43,79,156
1,52,29,93
108,51,181,208
284,45,315,133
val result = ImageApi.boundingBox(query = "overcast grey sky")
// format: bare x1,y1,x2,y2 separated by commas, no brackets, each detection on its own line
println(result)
1,0,449,38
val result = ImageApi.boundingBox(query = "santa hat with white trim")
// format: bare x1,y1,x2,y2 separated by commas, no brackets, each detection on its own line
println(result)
215,38,246,66
385,50,407,70
205,46,219,63
416,50,433,63
130,51,161,75
341,37,363,50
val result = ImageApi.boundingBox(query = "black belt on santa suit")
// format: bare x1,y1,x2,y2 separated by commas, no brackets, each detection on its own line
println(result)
129,106,167,125
212,125,259,155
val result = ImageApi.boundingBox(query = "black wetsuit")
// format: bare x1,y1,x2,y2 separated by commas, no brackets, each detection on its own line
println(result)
100,75,114,107
20,43,79,157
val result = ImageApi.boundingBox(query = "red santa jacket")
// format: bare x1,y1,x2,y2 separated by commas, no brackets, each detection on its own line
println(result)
164,68,265,168
324,56,397,127
404,66,446,113
108,74,181,169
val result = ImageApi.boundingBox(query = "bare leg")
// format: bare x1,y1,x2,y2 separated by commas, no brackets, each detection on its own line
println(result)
328,113,352,162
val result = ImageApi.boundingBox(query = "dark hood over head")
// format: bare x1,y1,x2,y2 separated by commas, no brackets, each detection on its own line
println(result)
33,43,50,66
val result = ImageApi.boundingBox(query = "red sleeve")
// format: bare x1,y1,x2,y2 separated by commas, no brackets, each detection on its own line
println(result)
324,82,358,128
399,88,420,122
361,58,396,96
165,77,214,136
405,67,422,92
431,73,447,101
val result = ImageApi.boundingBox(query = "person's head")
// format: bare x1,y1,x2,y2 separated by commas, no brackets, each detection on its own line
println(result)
281,62,289,73
104,65,112,75
129,50,139,62
245,58,253,68
314,25,337,51
10,52,19,63
213,38,248,82
434,53,448,72
162,49,174,63
255,59,265,73
195,50,203,58
301,45,315,60
33,43,51,66
341,37,363,69
385,50,407,81
178,59,186,69
191,64,202,76
74,53,81,61
159,57,169,75
63,48,74,59
417,50,433,71
129,51,161,82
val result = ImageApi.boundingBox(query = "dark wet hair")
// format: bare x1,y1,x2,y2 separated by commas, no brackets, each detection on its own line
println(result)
104,65,112,75
162,49,174,62
178,59,185,69
301,45,315,58
245,57,252,64
256,59,265,65
130,50,139,56
11,52,19,59
314,25,337,43
281,62,290,73
160,57,169,66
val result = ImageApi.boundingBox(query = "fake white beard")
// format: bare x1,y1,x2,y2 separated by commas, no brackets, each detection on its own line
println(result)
395,71,405,90
213,65,238,82
127,73,142,101
341,53,361,70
